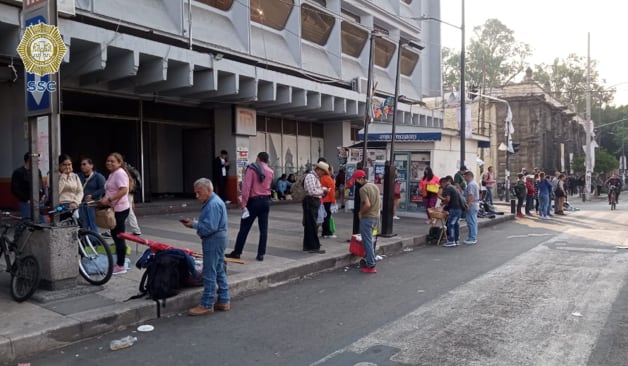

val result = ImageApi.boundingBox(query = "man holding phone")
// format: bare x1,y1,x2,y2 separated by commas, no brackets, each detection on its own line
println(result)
302,161,330,254
180,177,230,316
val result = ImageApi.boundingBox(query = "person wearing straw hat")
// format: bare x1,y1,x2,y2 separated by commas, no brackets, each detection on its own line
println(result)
302,161,330,254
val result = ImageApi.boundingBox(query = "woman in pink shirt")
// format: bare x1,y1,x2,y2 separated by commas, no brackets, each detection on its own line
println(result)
100,152,131,275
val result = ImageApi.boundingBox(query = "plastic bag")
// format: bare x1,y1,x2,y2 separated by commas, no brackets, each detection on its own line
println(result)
330,216,336,233
316,204,326,224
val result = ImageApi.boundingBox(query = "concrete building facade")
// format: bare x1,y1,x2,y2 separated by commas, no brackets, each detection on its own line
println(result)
0,0,446,208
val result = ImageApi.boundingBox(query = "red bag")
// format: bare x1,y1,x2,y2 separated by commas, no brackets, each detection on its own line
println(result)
349,235,366,257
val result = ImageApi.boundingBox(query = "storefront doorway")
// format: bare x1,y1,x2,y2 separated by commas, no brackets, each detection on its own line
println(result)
394,151,431,212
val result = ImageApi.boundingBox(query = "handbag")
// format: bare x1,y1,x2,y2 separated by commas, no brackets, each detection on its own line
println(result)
329,216,336,233
427,184,439,193
95,208,116,229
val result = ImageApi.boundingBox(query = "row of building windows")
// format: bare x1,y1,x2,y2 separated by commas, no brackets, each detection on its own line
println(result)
256,115,324,138
197,0,419,75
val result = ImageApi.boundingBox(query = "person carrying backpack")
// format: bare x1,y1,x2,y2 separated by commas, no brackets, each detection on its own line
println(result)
514,173,527,218
180,177,230,316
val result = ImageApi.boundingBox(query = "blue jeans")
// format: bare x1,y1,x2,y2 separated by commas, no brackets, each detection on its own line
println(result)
19,201,46,223
466,206,478,241
525,196,534,215
360,217,378,268
539,194,550,217
201,231,230,308
446,208,462,242
485,186,494,205
233,197,270,256
79,204,99,233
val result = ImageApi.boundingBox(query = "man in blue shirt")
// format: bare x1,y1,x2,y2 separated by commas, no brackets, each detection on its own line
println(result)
463,171,480,245
537,172,553,220
181,178,230,316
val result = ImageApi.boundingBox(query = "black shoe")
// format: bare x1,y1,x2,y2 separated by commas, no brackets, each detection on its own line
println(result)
225,252,241,259
308,249,326,254
359,259,367,268
132,232,142,236
256,255,264,261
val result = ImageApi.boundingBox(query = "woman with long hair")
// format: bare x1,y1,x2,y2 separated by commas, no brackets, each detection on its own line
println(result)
100,152,131,275
419,167,440,224
78,157,106,232
58,154,83,221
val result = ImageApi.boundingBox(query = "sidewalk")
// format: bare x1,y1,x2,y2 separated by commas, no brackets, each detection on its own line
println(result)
0,201,513,362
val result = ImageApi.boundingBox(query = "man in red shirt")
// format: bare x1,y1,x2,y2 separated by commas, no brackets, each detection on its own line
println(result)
226,152,274,261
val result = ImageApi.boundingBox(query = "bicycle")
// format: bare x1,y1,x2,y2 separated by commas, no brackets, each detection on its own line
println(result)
50,203,113,285
609,185,618,211
0,212,41,302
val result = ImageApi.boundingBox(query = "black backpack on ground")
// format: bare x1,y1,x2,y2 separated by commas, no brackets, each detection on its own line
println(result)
127,249,192,317
427,226,442,244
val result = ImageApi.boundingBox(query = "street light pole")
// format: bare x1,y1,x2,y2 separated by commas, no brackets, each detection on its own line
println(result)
381,40,421,237
414,0,465,166
459,0,466,167
362,31,378,173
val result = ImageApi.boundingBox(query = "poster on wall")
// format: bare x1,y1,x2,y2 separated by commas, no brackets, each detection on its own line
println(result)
373,160,385,194
337,147,348,166
345,162,357,199
234,107,256,136
236,146,249,197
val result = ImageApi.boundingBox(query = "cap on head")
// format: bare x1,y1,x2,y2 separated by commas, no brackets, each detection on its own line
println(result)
353,169,367,179
460,165,467,171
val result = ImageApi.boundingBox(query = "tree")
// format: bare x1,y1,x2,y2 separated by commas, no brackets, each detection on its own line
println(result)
571,148,619,174
532,54,614,113
441,19,532,93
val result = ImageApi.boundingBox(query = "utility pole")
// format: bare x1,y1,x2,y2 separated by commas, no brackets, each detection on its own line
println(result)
459,0,466,167
584,32,592,201
361,31,377,173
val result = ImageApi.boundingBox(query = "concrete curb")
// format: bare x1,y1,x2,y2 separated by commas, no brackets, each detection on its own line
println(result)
1,214,513,361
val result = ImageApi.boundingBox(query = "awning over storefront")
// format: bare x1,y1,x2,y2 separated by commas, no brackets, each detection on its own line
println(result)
357,132,442,142
357,123,442,142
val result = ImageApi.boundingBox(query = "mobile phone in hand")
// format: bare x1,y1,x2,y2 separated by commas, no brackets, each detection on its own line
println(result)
179,218,189,223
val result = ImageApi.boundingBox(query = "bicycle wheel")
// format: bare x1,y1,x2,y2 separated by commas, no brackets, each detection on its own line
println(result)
10,255,40,302
78,229,113,285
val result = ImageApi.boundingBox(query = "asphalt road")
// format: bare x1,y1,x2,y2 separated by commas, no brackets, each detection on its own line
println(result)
21,201,628,366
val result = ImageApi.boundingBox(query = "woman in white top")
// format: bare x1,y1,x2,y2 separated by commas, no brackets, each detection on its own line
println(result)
58,154,83,221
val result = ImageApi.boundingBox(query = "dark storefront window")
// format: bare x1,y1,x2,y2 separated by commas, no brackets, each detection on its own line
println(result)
301,4,335,45
374,37,396,68
197,0,233,11
400,47,419,76
250,0,294,30
341,21,368,57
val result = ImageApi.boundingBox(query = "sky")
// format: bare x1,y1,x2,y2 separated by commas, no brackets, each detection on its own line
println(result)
440,0,628,106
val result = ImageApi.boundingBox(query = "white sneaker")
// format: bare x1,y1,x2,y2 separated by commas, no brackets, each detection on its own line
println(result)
393,216,400,220
443,241,458,247
463,239,478,245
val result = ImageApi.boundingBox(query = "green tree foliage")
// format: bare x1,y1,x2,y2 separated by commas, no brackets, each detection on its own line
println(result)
532,55,613,113
441,19,531,92
571,148,618,174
